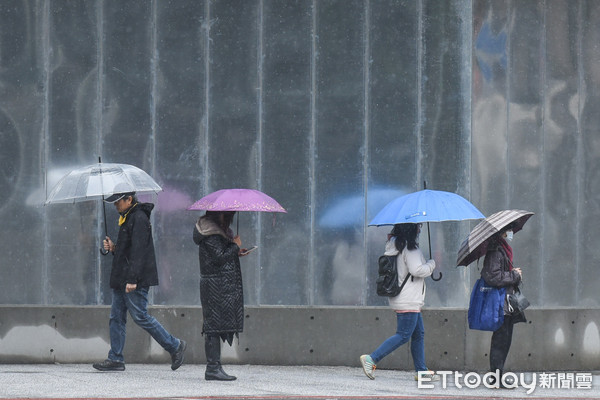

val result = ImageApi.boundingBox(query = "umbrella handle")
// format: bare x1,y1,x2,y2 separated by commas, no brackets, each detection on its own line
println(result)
431,271,442,281
98,156,110,257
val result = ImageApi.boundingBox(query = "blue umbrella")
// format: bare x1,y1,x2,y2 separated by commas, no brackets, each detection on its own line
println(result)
369,188,484,281
368,189,484,226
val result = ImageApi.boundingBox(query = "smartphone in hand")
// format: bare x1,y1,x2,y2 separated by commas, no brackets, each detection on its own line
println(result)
240,245,258,256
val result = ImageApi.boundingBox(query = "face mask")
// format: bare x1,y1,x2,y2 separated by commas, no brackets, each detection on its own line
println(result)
506,230,514,242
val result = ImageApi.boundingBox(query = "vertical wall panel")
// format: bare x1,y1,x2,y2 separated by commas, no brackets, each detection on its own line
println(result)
45,1,100,305
259,0,312,305
153,0,205,305
367,0,419,306
420,0,472,307
506,1,543,306
0,0,46,304
472,0,510,215
208,1,259,305
313,0,365,305
97,0,155,304
101,0,154,167
542,1,579,306
578,0,600,307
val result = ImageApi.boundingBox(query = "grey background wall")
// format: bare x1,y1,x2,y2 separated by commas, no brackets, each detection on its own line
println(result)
0,0,599,370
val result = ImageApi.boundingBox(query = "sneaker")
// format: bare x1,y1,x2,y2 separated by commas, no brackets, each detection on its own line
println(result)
415,370,440,381
93,359,125,372
171,339,187,371
359,354,376,380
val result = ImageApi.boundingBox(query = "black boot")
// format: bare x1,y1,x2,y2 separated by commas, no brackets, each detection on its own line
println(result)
205,335,236,381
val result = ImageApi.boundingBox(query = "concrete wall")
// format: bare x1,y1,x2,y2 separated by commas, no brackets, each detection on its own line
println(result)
1,306,598,372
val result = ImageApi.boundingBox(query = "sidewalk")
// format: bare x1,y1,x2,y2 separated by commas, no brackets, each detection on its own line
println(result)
0,364,598,399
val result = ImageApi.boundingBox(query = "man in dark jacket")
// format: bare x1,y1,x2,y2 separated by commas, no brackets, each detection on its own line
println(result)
93,191,186,372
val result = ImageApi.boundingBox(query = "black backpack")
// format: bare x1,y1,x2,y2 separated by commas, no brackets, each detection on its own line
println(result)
376,254,411,297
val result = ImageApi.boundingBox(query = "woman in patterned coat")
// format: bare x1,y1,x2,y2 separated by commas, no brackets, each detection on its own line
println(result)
193,211,247,381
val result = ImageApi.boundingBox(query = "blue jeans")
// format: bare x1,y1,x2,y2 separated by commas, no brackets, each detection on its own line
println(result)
370,312,427,372
108,287,180,363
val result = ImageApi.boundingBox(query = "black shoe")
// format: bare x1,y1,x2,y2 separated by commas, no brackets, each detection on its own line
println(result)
205,365,237,381
488,374,515,389
93,359,125,372
171,340,187,371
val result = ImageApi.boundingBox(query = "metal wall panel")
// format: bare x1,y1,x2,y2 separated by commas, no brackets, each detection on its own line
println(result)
152,0,206,306
207,1,260,305
367,0,419,307
579,1,600,307
472,0,510,214
0,0,598,311
45,1,100,305
505,0,544,308
0,0,47,304
420,0,472,307
541,1,580,307
313,0,366,306
259,0,313,305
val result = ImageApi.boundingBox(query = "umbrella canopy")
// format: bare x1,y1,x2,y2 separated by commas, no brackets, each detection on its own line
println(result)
45,162,162,204
456,209,534,267
187,189,286,213
319,187,405,228
368,189,484,226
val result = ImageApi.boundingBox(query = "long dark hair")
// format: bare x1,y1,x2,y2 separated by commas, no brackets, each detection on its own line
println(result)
205,211,236,232
390,223,420,252
489,222,516,245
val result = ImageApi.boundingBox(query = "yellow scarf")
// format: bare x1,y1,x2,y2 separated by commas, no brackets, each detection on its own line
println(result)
118,203,138,226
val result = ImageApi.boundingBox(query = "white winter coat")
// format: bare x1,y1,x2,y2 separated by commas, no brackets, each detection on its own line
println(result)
385,237,436,312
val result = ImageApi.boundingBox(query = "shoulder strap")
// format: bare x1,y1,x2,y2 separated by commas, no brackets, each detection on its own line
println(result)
398,249,411,293
398,273,411,293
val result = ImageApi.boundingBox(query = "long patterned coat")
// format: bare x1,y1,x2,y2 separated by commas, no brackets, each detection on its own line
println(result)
193,219,244,342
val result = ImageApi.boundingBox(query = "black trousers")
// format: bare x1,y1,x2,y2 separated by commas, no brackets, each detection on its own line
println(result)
490,314,515,374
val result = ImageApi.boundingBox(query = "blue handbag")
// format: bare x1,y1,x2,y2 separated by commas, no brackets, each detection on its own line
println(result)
468,278,506,331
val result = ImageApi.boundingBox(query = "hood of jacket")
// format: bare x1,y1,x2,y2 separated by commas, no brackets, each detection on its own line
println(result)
195,216,231,240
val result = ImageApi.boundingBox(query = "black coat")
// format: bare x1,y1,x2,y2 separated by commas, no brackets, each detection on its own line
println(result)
482,241,526,322
110,203,159,289
193,224,244,339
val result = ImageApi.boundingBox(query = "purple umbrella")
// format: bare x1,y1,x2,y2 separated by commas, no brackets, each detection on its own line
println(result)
187,189,286,213
187,189,286,235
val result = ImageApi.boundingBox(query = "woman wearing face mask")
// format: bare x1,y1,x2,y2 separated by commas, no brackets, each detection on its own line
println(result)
480,223,525,385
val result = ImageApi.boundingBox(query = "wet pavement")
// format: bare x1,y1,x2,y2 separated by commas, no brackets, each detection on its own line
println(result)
0,364,598,400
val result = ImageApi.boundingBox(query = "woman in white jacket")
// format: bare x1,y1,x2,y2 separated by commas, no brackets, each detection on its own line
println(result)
360,223,438,380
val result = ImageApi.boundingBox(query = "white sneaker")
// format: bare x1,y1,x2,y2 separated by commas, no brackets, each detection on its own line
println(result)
415,370,440,381
359,354,376,380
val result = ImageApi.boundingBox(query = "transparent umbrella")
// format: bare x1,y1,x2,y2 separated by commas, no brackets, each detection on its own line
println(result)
45,162,162,204
45,158,162,254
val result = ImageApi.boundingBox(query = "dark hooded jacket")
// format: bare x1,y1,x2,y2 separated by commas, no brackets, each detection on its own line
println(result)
193,216,244,342
481,239,526,322
110,202,159,289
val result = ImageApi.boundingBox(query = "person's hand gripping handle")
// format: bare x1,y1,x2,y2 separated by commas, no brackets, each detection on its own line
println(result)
102,236,115,255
